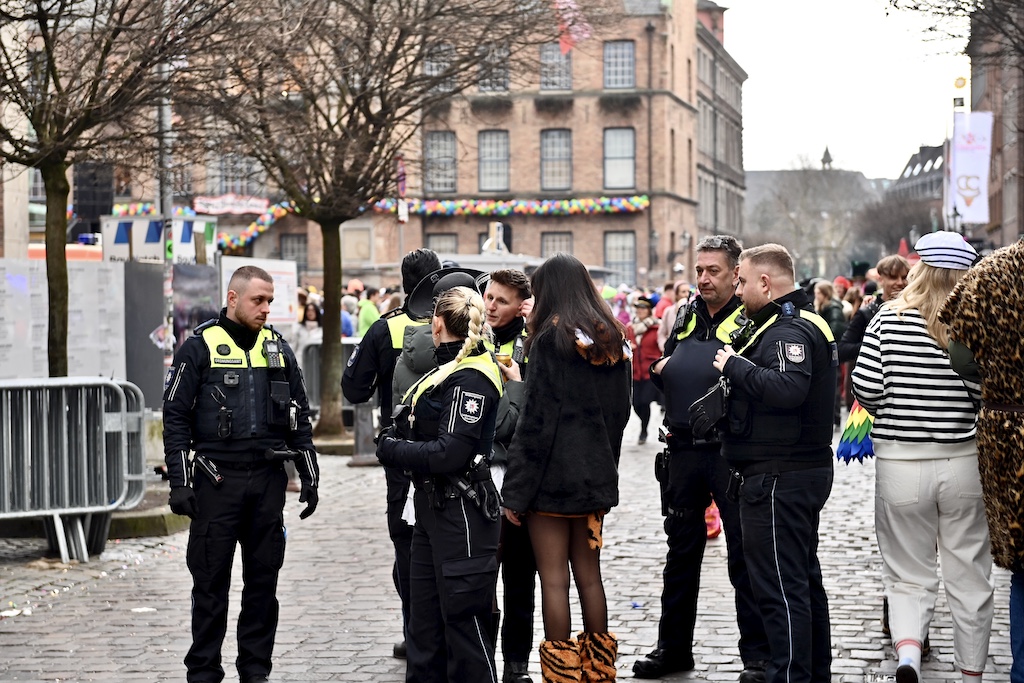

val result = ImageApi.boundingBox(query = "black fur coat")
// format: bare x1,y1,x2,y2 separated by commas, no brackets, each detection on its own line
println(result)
501,326,632,515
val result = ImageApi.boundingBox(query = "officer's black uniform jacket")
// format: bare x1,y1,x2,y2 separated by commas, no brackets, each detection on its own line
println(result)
378,343,501,476
342,309,423,426
719,289,836,469
651,295,743,431
163,310,316,488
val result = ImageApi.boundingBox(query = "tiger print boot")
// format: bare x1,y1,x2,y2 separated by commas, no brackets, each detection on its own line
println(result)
539,639,582,683
578,631,617,682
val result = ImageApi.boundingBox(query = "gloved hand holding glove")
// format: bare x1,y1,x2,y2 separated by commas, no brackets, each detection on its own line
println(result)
169,486,199,518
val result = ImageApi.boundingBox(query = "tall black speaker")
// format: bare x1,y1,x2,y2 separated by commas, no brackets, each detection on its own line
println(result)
72,162,114,241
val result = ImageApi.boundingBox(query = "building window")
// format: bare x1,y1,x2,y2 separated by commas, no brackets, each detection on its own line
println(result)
479,44,510,92
426,233,458,253
425,131,457,193
603,128,635,190
541,231,573,257
478,130,509,192
540,43,572,90
540,129,572,191
280,234,308,276
425,43,454,93
603,41,635,89
604,231,636,286
29,168,46,202
215,154,263,196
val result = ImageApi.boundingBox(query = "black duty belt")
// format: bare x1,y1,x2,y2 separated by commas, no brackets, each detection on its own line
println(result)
207,454,277,470
666,425,720,447
740,459,831,477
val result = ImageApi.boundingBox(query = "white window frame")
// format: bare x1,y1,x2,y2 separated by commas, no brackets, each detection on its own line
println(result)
540,129,572,191
603,128,635,190
425,131,457,193
478,130,510,192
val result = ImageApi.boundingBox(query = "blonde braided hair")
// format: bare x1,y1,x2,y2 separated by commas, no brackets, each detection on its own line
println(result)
433,286,490,363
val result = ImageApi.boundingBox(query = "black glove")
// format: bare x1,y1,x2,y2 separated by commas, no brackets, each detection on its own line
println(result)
376,433,399,468
688,378,729,439
169,486,198,518
476,477,502,523
299,483,318,519
374,424,396,446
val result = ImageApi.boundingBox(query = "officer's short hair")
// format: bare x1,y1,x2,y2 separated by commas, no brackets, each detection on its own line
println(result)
696,234,743,268
228,266,273,295
488,269,531,302
401,248,442,294
740,243,794,280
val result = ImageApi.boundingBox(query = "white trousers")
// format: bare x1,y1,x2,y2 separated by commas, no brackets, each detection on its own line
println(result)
874,455,994,672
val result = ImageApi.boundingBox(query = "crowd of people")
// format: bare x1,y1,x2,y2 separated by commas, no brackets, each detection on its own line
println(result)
165,235,1024,683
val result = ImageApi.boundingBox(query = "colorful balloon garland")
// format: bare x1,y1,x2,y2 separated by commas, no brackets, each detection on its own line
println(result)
111,203,159,217
216,201,296,250
374,195,650,217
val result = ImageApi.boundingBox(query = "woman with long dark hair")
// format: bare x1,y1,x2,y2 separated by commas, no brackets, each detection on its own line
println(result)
502,253,632,683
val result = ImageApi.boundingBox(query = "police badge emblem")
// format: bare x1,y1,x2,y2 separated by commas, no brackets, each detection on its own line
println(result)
459,392,485,424
784,343,805,363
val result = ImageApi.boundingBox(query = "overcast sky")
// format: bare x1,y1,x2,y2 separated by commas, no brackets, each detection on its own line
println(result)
720,0,970,180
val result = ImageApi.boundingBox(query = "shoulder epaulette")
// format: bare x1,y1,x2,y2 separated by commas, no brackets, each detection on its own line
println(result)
193,318,218,335
382,307,405,320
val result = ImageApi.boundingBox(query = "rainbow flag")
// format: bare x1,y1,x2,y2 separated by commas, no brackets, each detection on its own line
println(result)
836,400,875,464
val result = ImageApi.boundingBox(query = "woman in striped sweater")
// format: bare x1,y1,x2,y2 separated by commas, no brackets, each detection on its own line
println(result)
852,232,991,683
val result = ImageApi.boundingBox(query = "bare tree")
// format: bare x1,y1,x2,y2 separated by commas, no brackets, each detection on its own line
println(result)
0,0,238,375
889,1,1024,64
186,0,603,436
746,165,880,279
854,195,938,255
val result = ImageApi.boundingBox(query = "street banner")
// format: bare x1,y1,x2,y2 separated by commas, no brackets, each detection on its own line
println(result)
949,111,994,225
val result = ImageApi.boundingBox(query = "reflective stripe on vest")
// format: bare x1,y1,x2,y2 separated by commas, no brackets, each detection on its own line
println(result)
387,312,426,350
734,308,836,360
676,306,745,345
202,326,281,368
406,353,504,407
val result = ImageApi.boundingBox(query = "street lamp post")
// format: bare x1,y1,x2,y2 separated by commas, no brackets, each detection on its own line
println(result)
949,206,962,234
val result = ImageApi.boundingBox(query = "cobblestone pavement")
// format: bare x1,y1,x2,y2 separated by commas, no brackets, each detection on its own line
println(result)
0,415,1012,682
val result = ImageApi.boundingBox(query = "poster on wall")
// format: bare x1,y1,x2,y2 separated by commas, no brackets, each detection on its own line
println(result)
219,256,298,332
172,264,221,351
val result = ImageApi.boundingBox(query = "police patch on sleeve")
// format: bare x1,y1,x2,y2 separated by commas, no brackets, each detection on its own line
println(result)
784,343,806,363
164,366,176,391
346,345,359,367
458,392,486,424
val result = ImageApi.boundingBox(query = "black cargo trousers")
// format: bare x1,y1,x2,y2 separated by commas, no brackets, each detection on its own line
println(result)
405,483,501,683
186,456,287,683
656,432,769,666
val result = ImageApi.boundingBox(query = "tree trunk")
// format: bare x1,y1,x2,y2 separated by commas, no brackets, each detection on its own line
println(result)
313,217,347,438
41,160,70,377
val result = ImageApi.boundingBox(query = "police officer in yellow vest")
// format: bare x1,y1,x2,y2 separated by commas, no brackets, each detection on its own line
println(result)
376,285,505,683
163,265,319,683
703,244,838,683
634,235,770,681
342,248,442,658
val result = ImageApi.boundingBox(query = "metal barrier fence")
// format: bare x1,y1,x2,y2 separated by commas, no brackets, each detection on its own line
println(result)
302,339,358,423
0,378,146,563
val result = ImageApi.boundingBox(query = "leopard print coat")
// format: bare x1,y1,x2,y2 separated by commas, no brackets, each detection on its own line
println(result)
940,241,1024,573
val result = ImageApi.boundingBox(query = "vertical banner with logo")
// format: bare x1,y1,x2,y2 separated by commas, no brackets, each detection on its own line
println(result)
948,111,994,225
